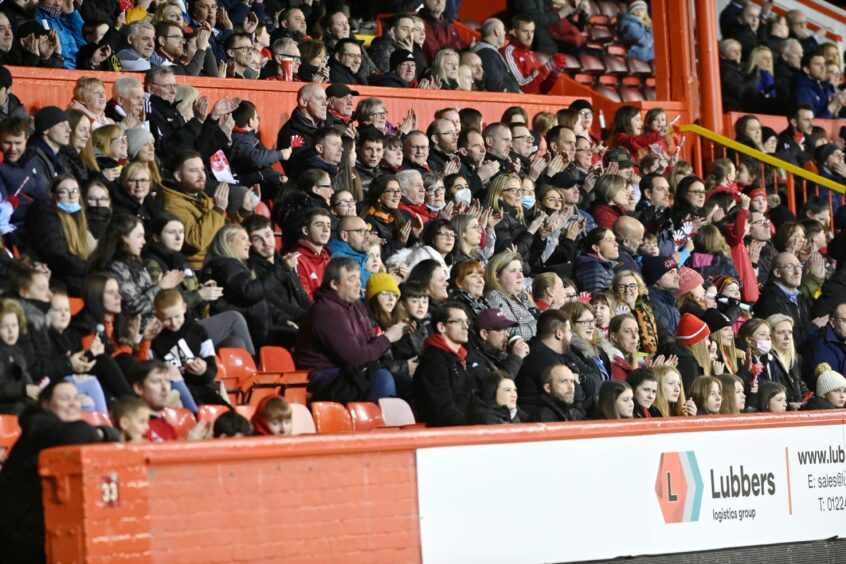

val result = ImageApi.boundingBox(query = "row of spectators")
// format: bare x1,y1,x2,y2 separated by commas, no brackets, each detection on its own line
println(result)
718,0,846,118
0,0,654,97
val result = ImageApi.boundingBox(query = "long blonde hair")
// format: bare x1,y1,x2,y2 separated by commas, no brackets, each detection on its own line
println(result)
653,366,688,417
685,338,712,377
767,314,796,370
51,176,94,258
486,173,524,223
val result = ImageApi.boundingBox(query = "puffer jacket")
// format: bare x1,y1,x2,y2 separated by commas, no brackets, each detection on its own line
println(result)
106,258,160,321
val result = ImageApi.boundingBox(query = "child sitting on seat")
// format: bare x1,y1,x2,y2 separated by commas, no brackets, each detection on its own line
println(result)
250,396,293,436
151,289,228,408
112,396,151,443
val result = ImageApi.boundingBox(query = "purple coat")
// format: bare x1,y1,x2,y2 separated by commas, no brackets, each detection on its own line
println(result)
294,288,391,371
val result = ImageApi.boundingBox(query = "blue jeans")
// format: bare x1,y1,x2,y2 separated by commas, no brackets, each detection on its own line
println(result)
310,367,396,403
171,379,199,413
65,375,108,413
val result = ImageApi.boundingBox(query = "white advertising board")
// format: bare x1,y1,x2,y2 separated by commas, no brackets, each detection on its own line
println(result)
416,423,846,563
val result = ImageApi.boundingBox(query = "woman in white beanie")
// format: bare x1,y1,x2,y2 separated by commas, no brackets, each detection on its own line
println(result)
802,363,846,410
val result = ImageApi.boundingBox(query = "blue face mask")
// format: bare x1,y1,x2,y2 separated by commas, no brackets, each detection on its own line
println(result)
426,202,446,212
521,195,536,209
57,202,81,214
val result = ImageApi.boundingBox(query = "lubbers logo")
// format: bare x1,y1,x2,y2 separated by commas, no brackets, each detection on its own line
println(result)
655,451,704,523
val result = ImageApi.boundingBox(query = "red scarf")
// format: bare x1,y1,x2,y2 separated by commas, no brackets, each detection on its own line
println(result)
424,333,467,364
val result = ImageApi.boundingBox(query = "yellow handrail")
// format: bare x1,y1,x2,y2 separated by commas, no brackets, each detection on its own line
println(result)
679,124,846,195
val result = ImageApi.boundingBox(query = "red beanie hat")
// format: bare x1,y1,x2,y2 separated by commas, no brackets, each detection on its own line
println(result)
748,187,767,201
674,267,705,298
676,313,710,346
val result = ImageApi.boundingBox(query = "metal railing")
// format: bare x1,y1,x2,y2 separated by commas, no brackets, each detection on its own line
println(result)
680,124,845,215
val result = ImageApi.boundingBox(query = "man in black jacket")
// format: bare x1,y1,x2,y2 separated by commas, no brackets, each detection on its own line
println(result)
516,308,598,412
754,252,812,343
144,66,234,159
473,18,520,93
243,215,311,322
776,105,814,167
328,39,368,85
276,83,328,162
528,364,586,422
413,302,477,427
466,308,529,386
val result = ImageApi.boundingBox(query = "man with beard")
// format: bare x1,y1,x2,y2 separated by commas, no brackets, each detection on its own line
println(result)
466,308,529,386
151,21,208,76
426,118,458,173
528,364,586,422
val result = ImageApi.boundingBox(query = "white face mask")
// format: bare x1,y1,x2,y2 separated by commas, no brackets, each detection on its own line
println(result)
454,188,471,205
756,338,772,355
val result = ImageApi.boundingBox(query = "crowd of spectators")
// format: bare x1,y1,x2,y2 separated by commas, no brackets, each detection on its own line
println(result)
718,0,846,118
0,1,844,561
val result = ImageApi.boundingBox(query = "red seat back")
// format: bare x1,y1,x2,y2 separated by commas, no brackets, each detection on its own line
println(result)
217,348,257,387
310,402,353,433
79,411,112,427
259,346,296,373
347,402,386,431
234,405,256,420
160,407,196,439
0,414,21,460
197,405,231,424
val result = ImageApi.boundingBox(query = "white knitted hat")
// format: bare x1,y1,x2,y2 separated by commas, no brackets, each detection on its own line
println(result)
815,363,846,397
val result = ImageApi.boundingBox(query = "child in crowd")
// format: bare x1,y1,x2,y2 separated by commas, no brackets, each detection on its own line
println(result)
0,299,36,415
250,396,293,436
112,396,151,443
48,289,109,413
213,411,254,438
151,289,228,409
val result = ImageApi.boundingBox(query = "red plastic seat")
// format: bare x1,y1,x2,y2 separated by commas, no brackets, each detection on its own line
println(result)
603,54,628,76
620,87,644,102
578,53,605,75
290,402,316,435
563,53,581,73
0,414,21,460
217,348,257,387
378,398,416,427
197,404,231,424
234,405,256,420
596,85,621,102
573,73,595,86
643,86,656,101
588,25,614,43
310,402,353,433
259,346,296,373
621,76,641,87
627,57,653,77
597,75,619,87
79,411,112,427
347,402,386,431
160,407,196,439
606,44,627,56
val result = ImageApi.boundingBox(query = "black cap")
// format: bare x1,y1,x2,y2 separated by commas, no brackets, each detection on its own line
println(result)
34,106,69,134
326,83,359,98
547,172,580,189
815,142,840,165
390,49,415,70
569,99,593,113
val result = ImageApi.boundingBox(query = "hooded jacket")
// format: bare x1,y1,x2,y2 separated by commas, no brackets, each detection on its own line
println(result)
161,183,230,269
276,107,326,161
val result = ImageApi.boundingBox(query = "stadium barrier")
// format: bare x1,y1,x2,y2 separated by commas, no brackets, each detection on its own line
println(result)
5,66,581,150
40,411,846,562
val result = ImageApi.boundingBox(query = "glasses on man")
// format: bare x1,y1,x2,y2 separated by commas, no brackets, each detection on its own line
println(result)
152,82,178,90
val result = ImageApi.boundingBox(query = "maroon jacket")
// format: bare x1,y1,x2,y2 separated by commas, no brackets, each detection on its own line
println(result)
294,288,391,371
421,8,468,62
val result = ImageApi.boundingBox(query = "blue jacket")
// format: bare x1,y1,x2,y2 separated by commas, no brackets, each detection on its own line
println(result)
36,9,85,70
648,286,680,343
573,253,615,294
326,239,371,289
801,325,846,387
793,73,835,118
619,13,654,62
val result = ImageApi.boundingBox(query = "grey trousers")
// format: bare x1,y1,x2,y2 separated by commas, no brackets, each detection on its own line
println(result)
198,311,256,355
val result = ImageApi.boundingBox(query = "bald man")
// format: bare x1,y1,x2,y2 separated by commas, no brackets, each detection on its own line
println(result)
753,251,812,343
612,215,645,273
276,83,328,161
